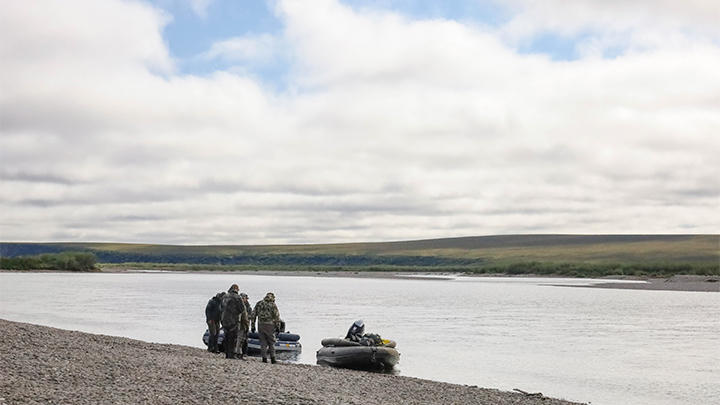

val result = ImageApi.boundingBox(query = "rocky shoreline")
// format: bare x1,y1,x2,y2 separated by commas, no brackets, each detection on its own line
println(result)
0,319,586,405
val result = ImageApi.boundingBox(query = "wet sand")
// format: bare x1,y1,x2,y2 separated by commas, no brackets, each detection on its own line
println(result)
581,275,720,292
0,319,586,405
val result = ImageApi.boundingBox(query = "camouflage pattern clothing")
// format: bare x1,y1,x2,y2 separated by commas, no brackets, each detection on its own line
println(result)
236,294,253,357
221,290,247,329
221,287,247,359
251,293,281,331
251,292,281,363
242,299,253,325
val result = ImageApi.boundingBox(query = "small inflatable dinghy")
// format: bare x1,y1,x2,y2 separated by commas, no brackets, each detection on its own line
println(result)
247,331,301,353
316,337,399,370
202,329,302,354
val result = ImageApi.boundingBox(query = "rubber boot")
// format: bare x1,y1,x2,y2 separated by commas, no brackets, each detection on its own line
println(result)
211,336,220,353
262,358,268,363
271,357,277,364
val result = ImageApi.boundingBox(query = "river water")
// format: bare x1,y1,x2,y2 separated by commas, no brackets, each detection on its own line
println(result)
1,272,718,405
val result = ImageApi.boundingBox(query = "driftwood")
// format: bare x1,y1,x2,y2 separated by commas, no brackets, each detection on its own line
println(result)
513,388,546,399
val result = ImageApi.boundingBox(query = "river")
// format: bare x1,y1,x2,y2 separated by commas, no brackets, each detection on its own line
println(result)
1,272,717,405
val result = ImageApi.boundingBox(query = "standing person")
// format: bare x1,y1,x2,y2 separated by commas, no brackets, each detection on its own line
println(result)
236,293,253,359
251,292,281,364
205,292,225,353
221,284,247,360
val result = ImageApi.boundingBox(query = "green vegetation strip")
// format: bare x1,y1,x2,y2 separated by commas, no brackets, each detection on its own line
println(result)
2,235,718,277
1,252,98,272
100,261,719,278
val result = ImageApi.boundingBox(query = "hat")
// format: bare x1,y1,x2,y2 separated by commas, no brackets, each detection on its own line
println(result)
229,284,239,292
240,293,248,298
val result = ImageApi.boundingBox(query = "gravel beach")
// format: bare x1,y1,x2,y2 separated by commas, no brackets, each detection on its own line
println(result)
0,319,586,405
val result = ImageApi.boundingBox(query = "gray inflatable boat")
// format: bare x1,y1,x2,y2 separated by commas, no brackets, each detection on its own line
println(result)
316,337,399,370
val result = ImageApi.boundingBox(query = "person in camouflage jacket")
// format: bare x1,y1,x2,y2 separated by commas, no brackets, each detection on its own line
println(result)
221,284,247,359
251,292,281,363
235,292,253,359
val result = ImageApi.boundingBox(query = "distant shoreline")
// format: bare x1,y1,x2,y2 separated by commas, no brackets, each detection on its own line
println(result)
6,267,715,292
104,268,720,292
3,235,718,280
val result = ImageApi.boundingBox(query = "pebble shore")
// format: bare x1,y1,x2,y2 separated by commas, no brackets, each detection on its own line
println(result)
0,319,586,405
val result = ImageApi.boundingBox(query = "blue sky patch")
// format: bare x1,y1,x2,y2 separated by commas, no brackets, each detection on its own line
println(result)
151,0,283,72
518,32,587,61
340,0,510,27
150,0,610,79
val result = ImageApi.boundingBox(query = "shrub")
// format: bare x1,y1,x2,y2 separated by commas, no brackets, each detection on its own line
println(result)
604,268,624,276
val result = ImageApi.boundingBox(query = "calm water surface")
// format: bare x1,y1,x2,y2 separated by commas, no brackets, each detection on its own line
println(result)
1,272,718,405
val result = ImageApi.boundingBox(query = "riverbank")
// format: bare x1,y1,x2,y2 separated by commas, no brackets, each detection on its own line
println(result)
0,319,585,405
583,275,719,292
4,268,718,292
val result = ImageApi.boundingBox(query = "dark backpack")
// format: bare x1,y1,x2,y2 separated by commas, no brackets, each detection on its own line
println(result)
359,333,383,346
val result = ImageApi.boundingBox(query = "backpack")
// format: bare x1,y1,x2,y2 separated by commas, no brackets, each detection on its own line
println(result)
359,333,383,346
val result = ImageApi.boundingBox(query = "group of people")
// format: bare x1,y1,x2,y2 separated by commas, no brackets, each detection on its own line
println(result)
205,284,282,364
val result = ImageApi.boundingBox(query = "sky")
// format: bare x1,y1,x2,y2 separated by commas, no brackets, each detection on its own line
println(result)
1,0,718,245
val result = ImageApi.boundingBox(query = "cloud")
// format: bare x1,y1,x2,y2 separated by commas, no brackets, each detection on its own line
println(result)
499,0,720,37
496,0,720,57
183,0,214,18
193,0,213,16
1,0,718,244
202,34,280,64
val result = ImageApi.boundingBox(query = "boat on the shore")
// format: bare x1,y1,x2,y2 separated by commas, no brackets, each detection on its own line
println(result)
247,331,302,354
202,329,302,354
316,337,399,370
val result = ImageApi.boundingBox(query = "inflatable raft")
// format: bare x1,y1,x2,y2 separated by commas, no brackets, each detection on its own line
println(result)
202,329,302,354
316,337,399,370
247,331,301,353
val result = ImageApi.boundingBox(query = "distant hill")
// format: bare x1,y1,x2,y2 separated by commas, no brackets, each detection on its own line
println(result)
1,235,718,269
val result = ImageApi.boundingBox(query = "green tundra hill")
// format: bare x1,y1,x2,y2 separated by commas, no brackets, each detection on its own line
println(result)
2,235,718,276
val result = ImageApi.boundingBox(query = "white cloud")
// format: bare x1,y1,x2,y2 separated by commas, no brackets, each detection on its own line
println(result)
496,0,720,56
202,33,280,64
183,0,214,18
499,0,720,36
1,0,718,244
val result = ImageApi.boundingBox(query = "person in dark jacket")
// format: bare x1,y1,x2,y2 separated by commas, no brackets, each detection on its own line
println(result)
221,284,247,359
205,292,225,353
236,292,253,359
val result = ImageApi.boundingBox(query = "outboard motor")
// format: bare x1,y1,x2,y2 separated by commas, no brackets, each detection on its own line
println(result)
345,319,365,342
